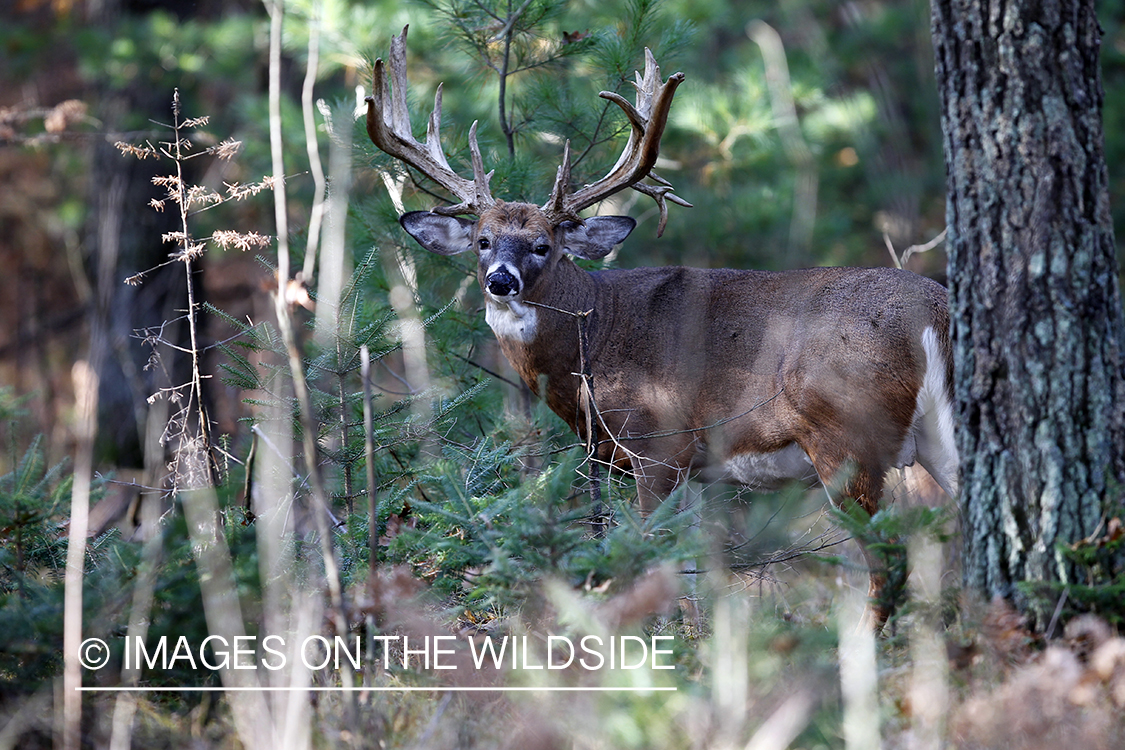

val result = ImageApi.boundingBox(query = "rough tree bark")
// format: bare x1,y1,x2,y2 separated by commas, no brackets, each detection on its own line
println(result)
931,0,1125,625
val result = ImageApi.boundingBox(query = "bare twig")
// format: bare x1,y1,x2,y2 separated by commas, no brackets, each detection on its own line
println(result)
301,8,327,282
362,345,379,581
748,20,817,257
451,351,524,391
361,345,381,686
575,308,607,533
884,228,947,270
62,361,99,750
494,0,538,158
118,91,228,492
170,89,218,488
266,0,354,732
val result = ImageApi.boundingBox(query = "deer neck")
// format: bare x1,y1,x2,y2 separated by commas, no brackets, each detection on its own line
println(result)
486,257,603,431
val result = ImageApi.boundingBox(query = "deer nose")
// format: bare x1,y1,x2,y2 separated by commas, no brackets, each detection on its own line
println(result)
486,269,519,297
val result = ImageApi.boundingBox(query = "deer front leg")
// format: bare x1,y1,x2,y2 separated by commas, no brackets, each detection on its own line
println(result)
625,428,701,514
624,434,702,627
594,405,699,514
631,453,690,515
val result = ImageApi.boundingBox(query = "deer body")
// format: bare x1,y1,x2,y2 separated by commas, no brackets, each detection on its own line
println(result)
513,261,956,509
405,202,958,514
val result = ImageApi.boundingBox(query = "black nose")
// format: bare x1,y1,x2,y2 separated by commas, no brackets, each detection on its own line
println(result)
486,269,519,297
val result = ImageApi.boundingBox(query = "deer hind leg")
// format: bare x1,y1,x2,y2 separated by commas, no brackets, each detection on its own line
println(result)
846,481,899,629
838,463,897,629
804,444,897,629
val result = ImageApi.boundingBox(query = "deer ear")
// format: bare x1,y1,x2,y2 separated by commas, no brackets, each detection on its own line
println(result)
400,211,476,256
557,216,636,260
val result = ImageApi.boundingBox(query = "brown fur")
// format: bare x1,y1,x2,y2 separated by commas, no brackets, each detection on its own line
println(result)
495,253,947,510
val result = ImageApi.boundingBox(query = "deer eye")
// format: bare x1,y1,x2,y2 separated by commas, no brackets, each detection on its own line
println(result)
478,237,491,250
532,243,550,257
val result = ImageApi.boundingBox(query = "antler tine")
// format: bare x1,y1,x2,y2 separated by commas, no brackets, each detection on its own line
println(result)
425,85,453,172
542,48,688,231
387,30,412,138
542,140,583,225
366,26,495,216
431,121,496,216
631,180,694,237
469,123,496,205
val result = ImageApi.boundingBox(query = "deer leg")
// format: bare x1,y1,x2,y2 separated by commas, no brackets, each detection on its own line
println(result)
627,441,700,628
631,453,690,515
805,443,897,629
839,464,897,629
623,428,701,515
599,409,697,514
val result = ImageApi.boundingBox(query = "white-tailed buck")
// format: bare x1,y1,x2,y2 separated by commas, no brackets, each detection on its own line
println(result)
367,28,958,621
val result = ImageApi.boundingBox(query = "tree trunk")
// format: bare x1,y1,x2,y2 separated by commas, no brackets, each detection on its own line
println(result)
932,0,1125,626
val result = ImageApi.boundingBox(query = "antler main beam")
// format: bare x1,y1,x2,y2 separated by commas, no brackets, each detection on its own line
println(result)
365,26,494,217
542,49,691,235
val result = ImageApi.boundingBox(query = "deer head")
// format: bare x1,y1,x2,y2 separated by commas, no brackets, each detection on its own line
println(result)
365,27,690,308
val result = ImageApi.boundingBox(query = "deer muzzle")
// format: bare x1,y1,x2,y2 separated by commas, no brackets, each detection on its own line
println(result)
486,268,520,298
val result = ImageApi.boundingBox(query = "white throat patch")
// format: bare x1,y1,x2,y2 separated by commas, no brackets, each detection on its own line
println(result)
485,299,539,342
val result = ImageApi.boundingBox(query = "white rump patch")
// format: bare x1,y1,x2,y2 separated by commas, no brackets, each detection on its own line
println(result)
485,300,538,342
725,444,817,490
904,326,959,496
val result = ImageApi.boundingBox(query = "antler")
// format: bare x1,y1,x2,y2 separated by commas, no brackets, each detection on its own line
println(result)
366,26,495,217
542,49,692,236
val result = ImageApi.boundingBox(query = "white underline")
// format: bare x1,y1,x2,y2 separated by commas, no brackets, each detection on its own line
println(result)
78,685,677,693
